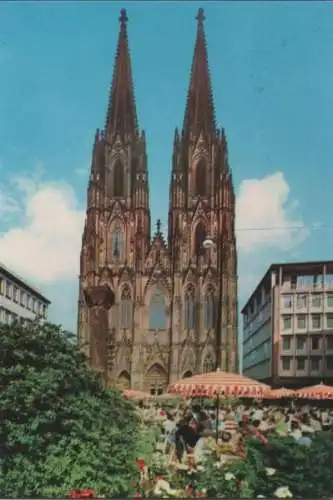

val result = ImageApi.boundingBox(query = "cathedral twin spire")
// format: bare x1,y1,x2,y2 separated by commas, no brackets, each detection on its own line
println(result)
183,8,216,139
105,7,216,141
105,8,139,139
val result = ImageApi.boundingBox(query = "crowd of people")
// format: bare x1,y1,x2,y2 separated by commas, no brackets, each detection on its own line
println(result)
138,399,333,466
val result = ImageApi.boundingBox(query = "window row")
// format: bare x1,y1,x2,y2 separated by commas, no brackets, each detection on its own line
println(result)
110,224,212,262
109,158,209,200
118,287,218,330
0,307,30,326
282,313,333,331
282,335,333,352
0,279,46,317
282,293,333,309
281,356,333,372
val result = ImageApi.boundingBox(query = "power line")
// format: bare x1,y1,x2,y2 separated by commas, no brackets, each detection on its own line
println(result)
235,223,333,233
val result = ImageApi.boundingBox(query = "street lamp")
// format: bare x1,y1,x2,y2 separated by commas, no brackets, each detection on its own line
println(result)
202,234,226,372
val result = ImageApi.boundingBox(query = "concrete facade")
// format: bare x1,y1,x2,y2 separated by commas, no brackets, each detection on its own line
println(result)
242,261,333,387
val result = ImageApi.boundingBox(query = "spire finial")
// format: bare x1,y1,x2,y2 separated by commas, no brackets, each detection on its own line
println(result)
156,219,161,233
196,8,205,25
119,8,128,26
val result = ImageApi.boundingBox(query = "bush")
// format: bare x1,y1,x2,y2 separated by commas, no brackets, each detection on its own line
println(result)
0,320,139,497
176,432,333,498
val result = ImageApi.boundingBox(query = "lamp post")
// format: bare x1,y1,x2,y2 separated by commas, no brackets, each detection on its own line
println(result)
202,235,227,372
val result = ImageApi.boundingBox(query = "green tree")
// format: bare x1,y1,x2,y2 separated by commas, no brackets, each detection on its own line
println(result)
0,320,139,497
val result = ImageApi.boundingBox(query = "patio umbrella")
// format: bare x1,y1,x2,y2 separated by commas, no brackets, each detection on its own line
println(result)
167,369,270,398
168,370,270,441
264,387,297,399
295,382,333,400
122,389,151,399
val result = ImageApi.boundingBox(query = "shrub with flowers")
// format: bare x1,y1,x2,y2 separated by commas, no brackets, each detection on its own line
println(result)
133,430,333,498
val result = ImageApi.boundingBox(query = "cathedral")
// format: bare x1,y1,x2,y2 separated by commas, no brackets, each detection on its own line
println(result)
77,8,238,394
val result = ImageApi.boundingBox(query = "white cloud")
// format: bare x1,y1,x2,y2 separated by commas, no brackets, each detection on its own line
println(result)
0,177,85,282
236,172,309,253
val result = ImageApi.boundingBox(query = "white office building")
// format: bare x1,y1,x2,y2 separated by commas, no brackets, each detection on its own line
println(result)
0,262,50,324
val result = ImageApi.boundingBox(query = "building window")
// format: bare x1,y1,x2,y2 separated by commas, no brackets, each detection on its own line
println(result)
149,292,166,329
184,286,196,329
282,357,291,371
194,222,206,257
13,286,19,303
27,296,32,310
113,160,124,197
283,295,292,308
203,287,215,329
296,358,305,371
326,357,333,370
311,314,321,329
296,294,307,309
283,315,292,330
20,291,26,307
327,314,333,329
32,298,36,313
327,294,333,307
120,287,132,329
282,336,291,351
297,315,306,329
327,336,333,350
5,281,12,299
311,336,320,350
312,294,322,308
311,357,320,371
111,228,124,260
296,335,306,350
195,159,206,197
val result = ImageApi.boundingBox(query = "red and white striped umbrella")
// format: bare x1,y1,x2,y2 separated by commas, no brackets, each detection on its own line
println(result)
264,387,297,399
295,383,333,400
167,370,270,398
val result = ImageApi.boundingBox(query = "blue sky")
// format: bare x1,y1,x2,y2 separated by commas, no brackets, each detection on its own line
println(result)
0,1,333,332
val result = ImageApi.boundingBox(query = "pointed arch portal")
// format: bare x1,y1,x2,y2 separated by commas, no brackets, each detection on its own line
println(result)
144,363,168,395
118,370,131,389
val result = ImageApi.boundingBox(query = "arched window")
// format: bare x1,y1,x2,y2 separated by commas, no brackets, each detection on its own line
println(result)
195,159,206,196
111,228,124,260
120,287,132,328
184,286,196,329
149,291,166,329
203,353,215,373
194,222,206,256
204,287,216,329
114,160,124,197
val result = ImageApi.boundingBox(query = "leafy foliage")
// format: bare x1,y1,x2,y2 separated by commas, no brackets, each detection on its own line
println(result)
0,320,139,497
172,433,333,498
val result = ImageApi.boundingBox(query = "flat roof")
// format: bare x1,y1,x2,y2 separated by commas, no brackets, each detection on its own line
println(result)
241,259,333,314
0,262,51,304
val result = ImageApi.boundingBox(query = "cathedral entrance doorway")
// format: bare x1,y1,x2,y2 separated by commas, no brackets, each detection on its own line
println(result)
183,370,193,379
117,370,131,389
144,363,168,395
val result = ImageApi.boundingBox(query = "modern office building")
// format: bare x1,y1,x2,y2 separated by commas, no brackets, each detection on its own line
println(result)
0,262,50,325
242,261,333,388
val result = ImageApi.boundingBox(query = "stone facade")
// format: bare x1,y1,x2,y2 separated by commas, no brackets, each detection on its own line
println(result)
77,8,238,393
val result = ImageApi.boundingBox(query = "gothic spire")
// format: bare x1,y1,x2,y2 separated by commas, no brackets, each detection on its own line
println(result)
183,8,216,139
105,9,139,138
